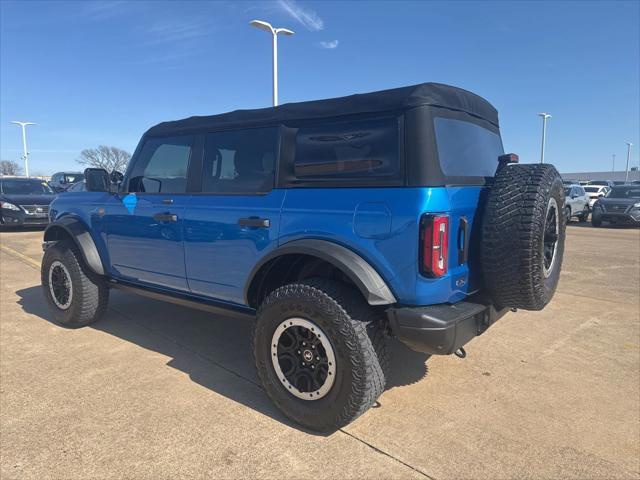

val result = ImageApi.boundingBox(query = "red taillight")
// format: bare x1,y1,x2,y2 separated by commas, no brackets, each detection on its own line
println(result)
420,214,449,277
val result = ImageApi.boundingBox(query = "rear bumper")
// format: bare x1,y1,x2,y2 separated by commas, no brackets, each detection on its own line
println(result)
386,297,509,355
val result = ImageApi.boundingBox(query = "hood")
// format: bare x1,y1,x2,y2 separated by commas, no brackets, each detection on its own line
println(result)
0,194,57,206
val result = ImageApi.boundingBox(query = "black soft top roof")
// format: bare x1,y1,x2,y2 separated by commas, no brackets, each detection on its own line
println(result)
145,82,499,137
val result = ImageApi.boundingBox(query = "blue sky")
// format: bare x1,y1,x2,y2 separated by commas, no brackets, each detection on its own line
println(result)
1,0,638,176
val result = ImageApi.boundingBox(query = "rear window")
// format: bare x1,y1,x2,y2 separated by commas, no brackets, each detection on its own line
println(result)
434,117,503,177
293,117,400,180
584,186,601,193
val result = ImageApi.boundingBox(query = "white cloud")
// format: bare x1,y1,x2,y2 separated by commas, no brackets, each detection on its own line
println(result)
143,19,211,46
318,40,339,49
277,0,324,31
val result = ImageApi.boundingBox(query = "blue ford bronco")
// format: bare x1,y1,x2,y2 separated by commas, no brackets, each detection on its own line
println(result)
41,83,566,432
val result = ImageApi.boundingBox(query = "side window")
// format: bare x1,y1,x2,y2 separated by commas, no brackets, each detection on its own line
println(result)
128,136,193,193
434,117,503,178
293,117,400,180
202,127,278,194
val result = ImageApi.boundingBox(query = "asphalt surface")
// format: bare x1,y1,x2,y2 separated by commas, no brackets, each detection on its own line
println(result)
1,224,639,479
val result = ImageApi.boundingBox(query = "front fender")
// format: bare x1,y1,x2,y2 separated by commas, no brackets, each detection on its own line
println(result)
44,216,105,276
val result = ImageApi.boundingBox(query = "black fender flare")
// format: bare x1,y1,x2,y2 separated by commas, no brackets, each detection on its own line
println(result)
43,216,105,276
244,239,397,306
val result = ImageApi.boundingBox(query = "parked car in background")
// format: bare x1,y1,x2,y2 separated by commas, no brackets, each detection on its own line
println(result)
564,185,589,222
579,180,590,186
613,181,626,186
49,172,85,192
64,180,86,192
588,180,615,188
0,177,56,228
562,179,579,186
584,185,610,208
592,185,640,227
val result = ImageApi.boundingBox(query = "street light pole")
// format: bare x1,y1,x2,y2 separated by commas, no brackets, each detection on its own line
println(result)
10,121,36,177
625,142,633,183
538,113,551,164
612,154,616,174
250,20,294,107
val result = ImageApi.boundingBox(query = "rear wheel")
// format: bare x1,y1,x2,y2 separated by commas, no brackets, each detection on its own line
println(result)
252,278,387,432
482,163,566,311
41,240,109,327
591,216,602,227
565,206,572,224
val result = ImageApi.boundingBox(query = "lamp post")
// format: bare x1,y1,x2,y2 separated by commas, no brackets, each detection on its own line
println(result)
538,113,551,164
625,142,633,183
249,20,294,107
10,121,36,177
612,154,616,175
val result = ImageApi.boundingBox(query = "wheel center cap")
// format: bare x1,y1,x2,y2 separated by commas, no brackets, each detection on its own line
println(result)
302,350,314,362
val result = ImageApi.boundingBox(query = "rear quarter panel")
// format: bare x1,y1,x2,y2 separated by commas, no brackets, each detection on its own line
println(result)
279,186,485,306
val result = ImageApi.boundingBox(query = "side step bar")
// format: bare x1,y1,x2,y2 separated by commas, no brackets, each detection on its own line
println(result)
109,281,256,320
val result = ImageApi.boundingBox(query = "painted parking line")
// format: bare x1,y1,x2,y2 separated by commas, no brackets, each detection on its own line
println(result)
0,243,40,269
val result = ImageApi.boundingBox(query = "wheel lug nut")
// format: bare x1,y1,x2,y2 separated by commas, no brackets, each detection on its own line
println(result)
297,350,300,354
311,365,315,369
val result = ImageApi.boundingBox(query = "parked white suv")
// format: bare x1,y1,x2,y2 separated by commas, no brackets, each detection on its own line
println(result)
564,185,589,222
584,185,610,208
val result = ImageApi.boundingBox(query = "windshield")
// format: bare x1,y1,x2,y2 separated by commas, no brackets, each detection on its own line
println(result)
434,117,503,177
606,187,640,199
64,173,84,183
584,186,602,193
564,187,572,195
1,179,54,195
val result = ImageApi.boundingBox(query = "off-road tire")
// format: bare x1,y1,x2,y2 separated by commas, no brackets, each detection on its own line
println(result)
41,240,109,327
591,216,602,227
252,277,388,432
481,163,566,311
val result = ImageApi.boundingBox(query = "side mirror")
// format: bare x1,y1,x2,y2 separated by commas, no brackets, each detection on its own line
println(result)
110,170,124,185
84,168,110,192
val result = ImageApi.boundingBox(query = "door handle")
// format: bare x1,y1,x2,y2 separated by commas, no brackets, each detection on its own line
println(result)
238,217,270,228
162,198,174,204
153,213,178,223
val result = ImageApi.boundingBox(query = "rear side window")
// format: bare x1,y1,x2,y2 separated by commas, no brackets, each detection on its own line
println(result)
202,127,278,194
434,117,503,178
293,117,400,180
128,136,192,193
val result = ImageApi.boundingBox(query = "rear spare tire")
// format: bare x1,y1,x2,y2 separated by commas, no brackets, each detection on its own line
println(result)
481,163,566,311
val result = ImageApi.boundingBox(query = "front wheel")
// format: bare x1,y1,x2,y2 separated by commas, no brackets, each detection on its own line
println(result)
41,240,109,327
578,206,589,223
252,278,387,432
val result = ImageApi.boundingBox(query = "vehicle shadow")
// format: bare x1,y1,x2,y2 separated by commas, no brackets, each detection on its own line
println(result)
15,285,429,434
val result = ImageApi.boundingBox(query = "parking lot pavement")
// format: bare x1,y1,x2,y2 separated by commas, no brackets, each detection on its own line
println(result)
1,225,639,479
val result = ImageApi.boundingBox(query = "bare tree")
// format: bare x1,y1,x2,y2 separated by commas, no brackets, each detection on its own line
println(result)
0,160,23,175
77,145,131,172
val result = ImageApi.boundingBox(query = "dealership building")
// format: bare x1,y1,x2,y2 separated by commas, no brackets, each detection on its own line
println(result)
560,170,640,182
